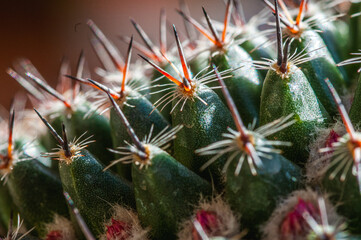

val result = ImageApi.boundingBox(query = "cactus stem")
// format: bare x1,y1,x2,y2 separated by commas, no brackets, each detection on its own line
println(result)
87,19,124,72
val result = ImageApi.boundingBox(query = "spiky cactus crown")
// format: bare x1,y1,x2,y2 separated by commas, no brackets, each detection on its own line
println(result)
0,0,361,240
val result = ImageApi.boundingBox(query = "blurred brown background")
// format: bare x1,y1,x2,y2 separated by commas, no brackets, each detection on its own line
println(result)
0,0,262,109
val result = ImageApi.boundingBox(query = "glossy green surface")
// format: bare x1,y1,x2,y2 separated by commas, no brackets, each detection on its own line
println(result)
7,159,69,237
0,183,16,232
260,65,330,165
69,105,114,167
59,149,135,237
313,18,350,85
132,146,212,240
289,30,346,117
172,85,234,183
349,2,361,82
238,30,275,79
349,74,361,127
225,152,302,238
210,44,262,125
110,90,169,180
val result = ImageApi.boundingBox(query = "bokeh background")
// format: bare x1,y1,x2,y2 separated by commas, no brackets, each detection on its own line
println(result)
0,0,262,109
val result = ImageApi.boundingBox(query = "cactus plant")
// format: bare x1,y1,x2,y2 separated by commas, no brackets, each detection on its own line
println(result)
1,0,361,239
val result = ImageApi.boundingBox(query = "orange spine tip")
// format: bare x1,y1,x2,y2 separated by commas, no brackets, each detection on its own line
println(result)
87,19,125,72
173,25,191,83
121,36,133,93
295,0,307,27
26,72,72,109
222,0,233,43
176,9,218,45
138,54,182,86
87,79,121,99
202,7,222,47
7,108,15,160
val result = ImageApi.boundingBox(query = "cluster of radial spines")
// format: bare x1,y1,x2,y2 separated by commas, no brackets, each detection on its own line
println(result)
196,67,294,176
264,0,308,35
177,0,234,49
105,91,183,171
33,109,93,165
7,52,90,120
320,79,361,192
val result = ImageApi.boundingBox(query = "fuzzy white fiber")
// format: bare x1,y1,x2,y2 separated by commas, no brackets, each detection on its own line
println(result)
177,196,240,240
261,189,342,240
100,204,149,240
44,214,76,240
306,120,346,185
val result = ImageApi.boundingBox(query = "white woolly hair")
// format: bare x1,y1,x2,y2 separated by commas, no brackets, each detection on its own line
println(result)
177,196,240,240
306,120,346,185
261,188,342,240
44,214,76,240
100,204,149,240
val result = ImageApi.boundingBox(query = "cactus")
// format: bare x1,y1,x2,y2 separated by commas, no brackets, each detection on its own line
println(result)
1,0,361,239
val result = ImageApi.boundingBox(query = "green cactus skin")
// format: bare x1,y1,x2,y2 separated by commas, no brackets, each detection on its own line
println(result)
349,2,361,82
6,159,69,237
0,184,17,232
58,149,135,237
172,85,234,183
68,106,114,167
288,29,346,117
132,146,212,240
149,64,177,123
238,34,275,79
350,2,361,56
110,91,169,180
210,44,262,126
311,18,350,85
39,104,114,169
14,235,41,240
321,166,361,234
349,74,361,126
225,152,302,238
189,50,210,76
260,64,330,165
